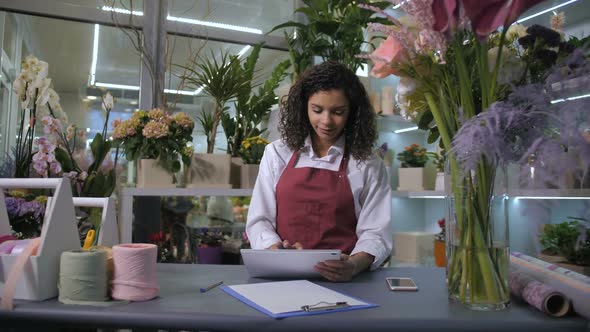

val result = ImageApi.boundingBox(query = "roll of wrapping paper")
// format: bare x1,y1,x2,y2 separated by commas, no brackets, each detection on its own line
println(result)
512,251,590,285
509,269,570,317
511,252,590,320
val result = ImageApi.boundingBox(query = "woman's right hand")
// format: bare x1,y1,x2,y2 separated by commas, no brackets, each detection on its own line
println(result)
267,240,303,250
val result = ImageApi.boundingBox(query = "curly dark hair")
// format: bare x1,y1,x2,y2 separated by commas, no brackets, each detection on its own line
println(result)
279,61,377,162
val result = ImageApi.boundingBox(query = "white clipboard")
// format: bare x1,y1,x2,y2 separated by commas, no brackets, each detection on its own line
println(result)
222,280,377,319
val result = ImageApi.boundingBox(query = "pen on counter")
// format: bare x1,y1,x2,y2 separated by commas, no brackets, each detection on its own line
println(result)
200,281,223,293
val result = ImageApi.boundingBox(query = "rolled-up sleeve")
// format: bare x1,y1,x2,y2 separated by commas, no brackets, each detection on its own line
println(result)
350,158,393,270
246,144,282,249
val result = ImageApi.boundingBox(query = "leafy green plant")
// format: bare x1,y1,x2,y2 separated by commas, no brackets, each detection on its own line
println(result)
427,151,446,173
397,144,429,168
180,50,250,153
221,43,290,157
540,218,590,266
270,0,390,78
239,136,270,165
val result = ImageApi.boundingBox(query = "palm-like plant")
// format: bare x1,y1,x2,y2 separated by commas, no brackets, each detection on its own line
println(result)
181,50,249,153
221,44,290,157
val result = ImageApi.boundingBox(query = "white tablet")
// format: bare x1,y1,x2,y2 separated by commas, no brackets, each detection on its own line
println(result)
240,249,342,279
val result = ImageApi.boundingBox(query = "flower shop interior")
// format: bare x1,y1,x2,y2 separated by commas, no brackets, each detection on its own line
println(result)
0,0,589,330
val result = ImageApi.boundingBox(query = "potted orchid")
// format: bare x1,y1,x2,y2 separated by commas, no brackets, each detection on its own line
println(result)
112,108,194,188
360,0,588,310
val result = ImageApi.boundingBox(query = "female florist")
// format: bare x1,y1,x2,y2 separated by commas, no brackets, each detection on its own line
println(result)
0,0,589,330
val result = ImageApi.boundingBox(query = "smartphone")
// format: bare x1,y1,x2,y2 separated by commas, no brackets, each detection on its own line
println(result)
386,277,418,291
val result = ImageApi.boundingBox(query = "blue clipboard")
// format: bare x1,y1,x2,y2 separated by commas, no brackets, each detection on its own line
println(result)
221,280,378,319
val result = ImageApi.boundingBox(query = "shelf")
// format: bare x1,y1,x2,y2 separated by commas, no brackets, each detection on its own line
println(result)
391,189,590,200
121,187,254,197
391,190,445,199
511,189,590,199
378,114,411,124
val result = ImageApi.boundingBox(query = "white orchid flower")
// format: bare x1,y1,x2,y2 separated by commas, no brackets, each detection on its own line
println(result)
102,92,114,112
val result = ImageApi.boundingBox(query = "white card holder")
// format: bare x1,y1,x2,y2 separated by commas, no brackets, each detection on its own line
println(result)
0,178,81,301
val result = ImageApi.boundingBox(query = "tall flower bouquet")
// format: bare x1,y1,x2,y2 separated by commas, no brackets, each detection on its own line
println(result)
359,0,587,310
112,108,194,174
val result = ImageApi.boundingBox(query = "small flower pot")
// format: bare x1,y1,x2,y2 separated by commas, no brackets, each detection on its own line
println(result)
434,239,446,267
137,159,175,188
240,164,259,189
397,167,427,191
196,245,223,264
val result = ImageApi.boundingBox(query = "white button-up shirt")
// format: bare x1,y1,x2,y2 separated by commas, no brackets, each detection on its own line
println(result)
246,136,393,269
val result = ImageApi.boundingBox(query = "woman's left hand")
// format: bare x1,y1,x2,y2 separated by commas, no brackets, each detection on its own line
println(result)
314,254,357,282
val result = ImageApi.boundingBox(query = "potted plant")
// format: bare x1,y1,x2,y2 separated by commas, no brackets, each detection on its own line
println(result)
195,230,225,264
239,136,270,188
181,49,249,154
220,43,290,188
396,143,429,191
112,108,194,188
434,218,446,268
427,150,446,191
539,218,590,276
270,0,390,79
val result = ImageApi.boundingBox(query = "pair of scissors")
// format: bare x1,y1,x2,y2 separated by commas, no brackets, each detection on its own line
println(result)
82,230,96,250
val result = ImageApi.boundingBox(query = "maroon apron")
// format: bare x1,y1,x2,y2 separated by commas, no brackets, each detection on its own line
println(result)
275,149,358,254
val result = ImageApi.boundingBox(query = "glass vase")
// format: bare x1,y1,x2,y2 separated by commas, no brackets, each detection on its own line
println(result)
444,156,510,310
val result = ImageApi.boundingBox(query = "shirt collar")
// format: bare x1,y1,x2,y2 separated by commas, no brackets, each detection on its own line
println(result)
302,135,345,159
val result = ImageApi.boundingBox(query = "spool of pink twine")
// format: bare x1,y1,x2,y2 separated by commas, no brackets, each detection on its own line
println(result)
0,234,17,245
111,243,159,301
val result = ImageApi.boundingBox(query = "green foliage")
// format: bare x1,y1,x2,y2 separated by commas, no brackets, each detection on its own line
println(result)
180,50,250,153
239,136,270,165
540,218,590,266
222,43,290,157
270,0,390,78
397,143,429,168
427,151,446,172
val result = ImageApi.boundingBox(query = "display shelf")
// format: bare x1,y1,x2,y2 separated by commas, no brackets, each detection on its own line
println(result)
121,187,253,197
510,189,590,199
378,114,411,123
119,187,253,244
391,190,445,199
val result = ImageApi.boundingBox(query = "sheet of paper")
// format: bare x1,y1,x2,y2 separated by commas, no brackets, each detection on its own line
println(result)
226,280,367,315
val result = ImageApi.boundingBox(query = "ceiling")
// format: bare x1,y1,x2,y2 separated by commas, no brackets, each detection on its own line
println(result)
4,0,590,135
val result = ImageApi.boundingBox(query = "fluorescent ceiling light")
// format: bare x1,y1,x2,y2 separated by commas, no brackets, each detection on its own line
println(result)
167,16,262,34
517,0,579,23
408,195,445,199
551,93,590,104
237,45,252,58
394,126,419,134
101,6,262,34
101,5,144,16
86,96,98,100
95,82,140,91
515,196,590,200
164,88,200,96
90,24,99,85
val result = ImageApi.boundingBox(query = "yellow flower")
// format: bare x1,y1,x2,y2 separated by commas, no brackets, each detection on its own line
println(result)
9,190,26,198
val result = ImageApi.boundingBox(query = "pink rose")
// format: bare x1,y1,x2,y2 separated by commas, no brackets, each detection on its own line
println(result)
370,35,408,78
461,0,544,37
432,0,458,32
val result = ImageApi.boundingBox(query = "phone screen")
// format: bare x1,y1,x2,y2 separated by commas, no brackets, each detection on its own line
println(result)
386,278,418,290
